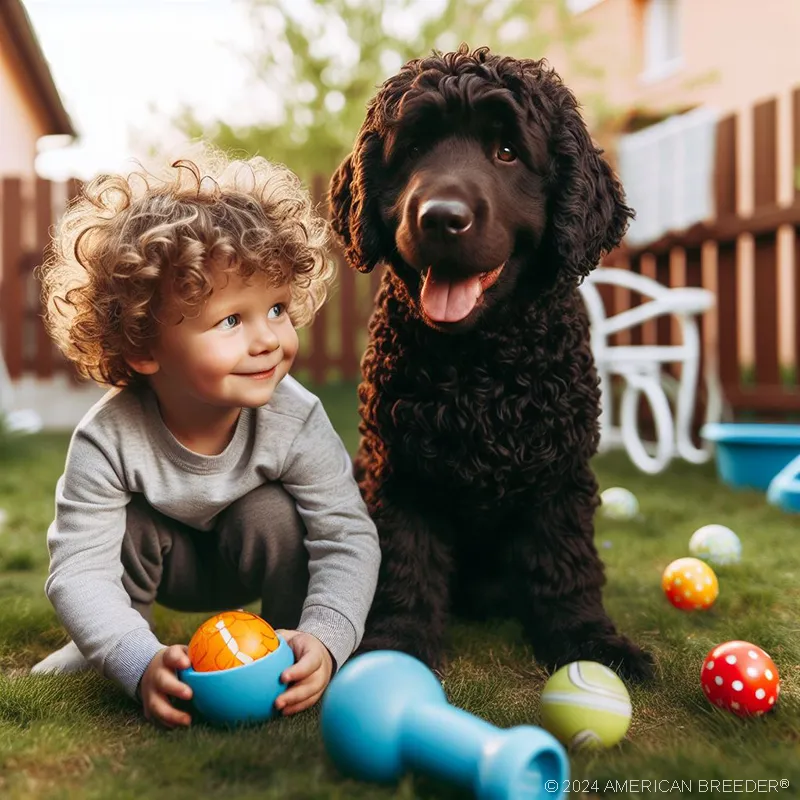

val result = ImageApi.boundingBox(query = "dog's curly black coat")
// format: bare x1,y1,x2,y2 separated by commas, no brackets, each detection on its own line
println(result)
330,46,654,680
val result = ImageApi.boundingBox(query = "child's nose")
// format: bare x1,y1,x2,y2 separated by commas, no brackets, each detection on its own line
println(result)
250,320,280,353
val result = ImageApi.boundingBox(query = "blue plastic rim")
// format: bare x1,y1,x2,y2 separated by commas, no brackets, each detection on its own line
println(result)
767,453,800,513
178,634,294,727
700,423,800,491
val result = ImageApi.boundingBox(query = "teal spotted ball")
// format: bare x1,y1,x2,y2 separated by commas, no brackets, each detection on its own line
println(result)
599,487,639,521
689,524,741,566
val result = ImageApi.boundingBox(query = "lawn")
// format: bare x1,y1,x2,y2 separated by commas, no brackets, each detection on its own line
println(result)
1,381,798,799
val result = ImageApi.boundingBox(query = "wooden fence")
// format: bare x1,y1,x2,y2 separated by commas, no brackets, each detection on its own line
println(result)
603,87,800,418
2,88,800,418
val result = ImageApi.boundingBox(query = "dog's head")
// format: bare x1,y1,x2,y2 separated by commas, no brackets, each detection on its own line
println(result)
330,45,633,332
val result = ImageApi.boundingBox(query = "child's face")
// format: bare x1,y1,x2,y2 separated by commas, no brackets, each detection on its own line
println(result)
146,266,299,410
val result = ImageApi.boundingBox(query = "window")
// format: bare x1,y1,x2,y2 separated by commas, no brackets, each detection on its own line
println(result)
566,0,604,12
641,0,682,82
617,107,718,246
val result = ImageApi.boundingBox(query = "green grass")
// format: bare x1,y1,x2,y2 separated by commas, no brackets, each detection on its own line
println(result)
1,382,799,798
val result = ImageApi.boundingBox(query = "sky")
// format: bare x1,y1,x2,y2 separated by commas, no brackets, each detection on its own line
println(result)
23,0,447,181
24,0,278,179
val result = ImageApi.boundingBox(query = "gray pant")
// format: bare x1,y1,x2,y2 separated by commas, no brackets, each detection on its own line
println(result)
121,482,309,630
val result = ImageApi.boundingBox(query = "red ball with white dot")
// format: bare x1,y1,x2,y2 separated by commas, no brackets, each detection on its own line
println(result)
701,640,780,717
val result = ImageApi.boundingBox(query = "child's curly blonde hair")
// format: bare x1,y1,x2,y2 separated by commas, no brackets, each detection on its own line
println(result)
41,145,334,387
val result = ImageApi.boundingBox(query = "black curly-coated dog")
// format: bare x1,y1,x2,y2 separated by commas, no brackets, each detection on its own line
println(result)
329,46,654,681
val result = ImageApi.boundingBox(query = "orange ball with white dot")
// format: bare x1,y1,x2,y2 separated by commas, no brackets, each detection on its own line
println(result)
661,557,719,610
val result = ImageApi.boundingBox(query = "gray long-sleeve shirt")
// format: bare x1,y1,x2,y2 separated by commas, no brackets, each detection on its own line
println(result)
45,376,380,698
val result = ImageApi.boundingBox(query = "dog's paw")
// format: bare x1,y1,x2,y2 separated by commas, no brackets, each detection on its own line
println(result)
579,632,656,682
539,630,655,682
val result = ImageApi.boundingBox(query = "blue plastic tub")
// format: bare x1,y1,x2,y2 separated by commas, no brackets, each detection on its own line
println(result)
700,423,800,491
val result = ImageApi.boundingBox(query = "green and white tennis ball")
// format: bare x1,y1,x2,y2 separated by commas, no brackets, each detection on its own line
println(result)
689,524,741,566
600,487,639,521
540,661,632,749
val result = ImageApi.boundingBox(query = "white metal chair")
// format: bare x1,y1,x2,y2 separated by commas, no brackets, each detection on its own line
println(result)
579,267,723,474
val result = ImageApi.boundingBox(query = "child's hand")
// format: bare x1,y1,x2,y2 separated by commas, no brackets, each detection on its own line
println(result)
274,630,333,715
139,645,193,728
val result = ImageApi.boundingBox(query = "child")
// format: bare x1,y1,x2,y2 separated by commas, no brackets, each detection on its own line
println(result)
33,146,380,728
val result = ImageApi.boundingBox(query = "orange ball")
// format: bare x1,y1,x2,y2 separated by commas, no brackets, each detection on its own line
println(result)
661,557,718,610
188,611,280,672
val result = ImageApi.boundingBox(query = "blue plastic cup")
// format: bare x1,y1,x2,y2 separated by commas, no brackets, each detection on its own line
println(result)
178,634,294,726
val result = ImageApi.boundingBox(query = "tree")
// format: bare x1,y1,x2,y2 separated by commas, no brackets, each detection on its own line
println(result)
173,0,598,183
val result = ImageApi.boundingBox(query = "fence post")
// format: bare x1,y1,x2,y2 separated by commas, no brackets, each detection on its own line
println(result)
752,99,780,389
654,250,671,351
1,178,24,379
713,113,740,397
717,241,739,392
753,99,778,210
338,259,358,380
714,114,738,218
609,254,630,347
793,88,800,379
34,178,54,378
684,244,708,431
793,88,800,205
309,173,329,384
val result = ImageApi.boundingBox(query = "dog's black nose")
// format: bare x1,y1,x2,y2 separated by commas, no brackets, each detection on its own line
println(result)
418,199,473,236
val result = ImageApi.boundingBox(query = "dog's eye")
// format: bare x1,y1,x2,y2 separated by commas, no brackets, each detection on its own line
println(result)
495,144,517,163
406,143,421,159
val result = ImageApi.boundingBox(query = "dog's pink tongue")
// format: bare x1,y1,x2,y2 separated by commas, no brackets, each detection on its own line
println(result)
420,271,481,322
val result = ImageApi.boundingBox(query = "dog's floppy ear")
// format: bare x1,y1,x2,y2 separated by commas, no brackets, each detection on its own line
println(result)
545,101,634,282
328,133,385,274
329,154,355,251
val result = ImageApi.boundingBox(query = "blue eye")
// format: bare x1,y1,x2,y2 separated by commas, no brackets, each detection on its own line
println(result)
219,314,239,330
268,303,285,320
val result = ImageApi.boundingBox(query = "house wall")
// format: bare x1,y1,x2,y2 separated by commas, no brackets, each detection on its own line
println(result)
547,0,800,371
0,14,77,426
551,0,800,208
0,17,50,177
556,0,800,130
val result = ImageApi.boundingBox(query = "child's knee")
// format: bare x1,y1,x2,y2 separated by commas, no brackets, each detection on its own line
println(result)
123,495,170,552
227,483,305,540
219,483,307,573
121,495,170,582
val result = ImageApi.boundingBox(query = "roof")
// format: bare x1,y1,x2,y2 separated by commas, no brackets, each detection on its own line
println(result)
0,0,76,137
